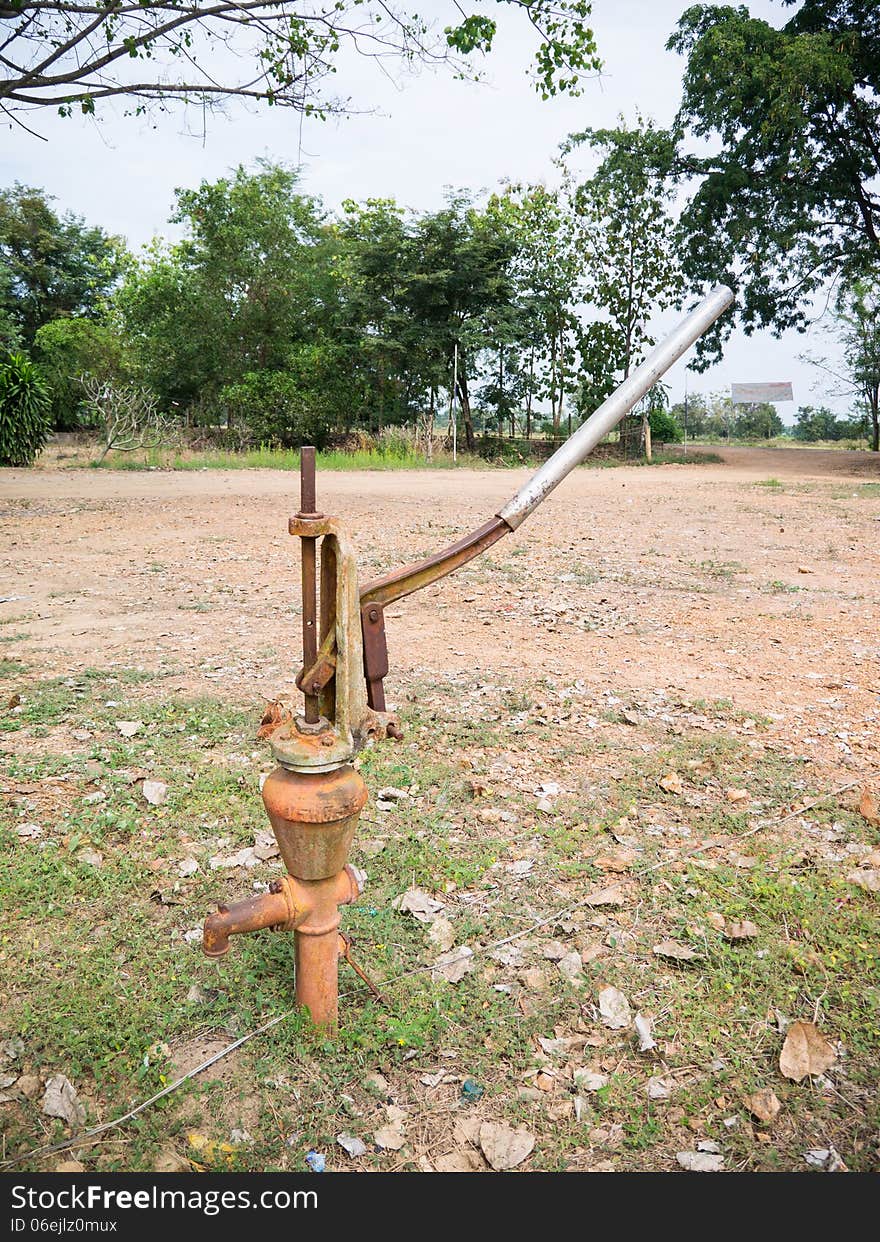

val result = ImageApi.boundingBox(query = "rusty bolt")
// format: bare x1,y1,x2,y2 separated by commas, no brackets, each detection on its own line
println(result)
368,608,379,623
320,734,334,747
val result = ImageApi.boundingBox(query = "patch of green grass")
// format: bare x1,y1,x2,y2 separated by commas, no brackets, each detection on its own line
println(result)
0,657,28,677
1,667,877,1172
695,559,747,581
755,478,784,489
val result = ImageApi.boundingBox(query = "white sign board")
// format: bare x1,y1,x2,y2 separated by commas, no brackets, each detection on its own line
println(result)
731,382,793,404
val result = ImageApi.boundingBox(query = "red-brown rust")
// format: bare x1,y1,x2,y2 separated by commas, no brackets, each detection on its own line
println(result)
290,868,360,1030
262,763,367,880
203,879,300,957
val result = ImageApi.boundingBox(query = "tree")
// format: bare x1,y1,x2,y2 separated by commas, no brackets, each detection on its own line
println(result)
0,2,600,125
116,164,332,409
668,1,880,364
564,115,684,433
803,275,880,450
792,404,846,441
836,277,880,451
502,183,584,437
0,184,124,345
34,316,127,428
731,402,784,439
406,194,520,450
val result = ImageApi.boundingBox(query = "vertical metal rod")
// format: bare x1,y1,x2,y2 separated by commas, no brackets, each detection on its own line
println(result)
299,446,319,723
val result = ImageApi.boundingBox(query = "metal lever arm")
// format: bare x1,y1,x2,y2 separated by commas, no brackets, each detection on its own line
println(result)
358,285,734,710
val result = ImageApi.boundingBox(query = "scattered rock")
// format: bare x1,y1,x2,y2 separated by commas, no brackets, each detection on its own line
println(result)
142,779,167,806
557,952,584,984
634,1012,656,1052
115,720,143,738
676,1150,724,1172
15,1074,42,1099
659,772,683,795
337,1132,368,1158
598,986,632,1030
41,1075,86,1131
804,1146,847,1172
743,1088,781,1123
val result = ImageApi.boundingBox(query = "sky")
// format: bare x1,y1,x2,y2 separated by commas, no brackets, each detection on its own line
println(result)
1,0,853,420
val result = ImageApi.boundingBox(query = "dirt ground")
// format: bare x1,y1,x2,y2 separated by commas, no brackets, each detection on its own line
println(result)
2,445,878,780
2,443,880,1173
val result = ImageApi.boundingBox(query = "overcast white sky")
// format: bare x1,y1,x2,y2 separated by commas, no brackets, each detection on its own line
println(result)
2,0,852,419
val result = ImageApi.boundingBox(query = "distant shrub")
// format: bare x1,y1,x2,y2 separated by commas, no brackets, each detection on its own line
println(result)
0,351,51,466
34,318,127,430
648,408,683,444
219,370,332,449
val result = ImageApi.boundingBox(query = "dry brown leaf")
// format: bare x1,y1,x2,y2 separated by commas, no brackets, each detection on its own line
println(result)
584,884,625,907
434,1149,483,1172
706,912,727,931
594,849,636,873
743,1088,781,1123
653,939,699,962
858,788,879,827
479,1121,535,1171
725,920,759,940
256,700,292,740
41,1075,85,1131
431,947,474,984
725,788,750,804
779,1021,836,1082
659,772,683,795
374,1123,406,1151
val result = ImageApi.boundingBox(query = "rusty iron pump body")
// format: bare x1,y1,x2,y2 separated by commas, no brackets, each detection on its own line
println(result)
202,288,734,1032
203,448,400,1031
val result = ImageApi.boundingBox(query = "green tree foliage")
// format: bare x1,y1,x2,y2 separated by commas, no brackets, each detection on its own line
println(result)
501,183,584,437
219,370,333,449
648,407,683,444
792,405,848,441
562,115,684,425
1,2,599,122
731,402,784,439
117,165,331,408
668,1,880,364
835,277,880,450
33,317,127,430
0,350,50,465
0,185,124,346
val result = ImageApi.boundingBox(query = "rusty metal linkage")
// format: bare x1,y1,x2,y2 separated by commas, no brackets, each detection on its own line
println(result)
203,285,734,1033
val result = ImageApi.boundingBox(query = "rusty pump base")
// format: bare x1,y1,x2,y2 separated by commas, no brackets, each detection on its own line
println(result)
202,448,399,1032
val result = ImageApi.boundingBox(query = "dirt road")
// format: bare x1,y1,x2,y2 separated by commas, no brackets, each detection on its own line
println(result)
2,445,879,777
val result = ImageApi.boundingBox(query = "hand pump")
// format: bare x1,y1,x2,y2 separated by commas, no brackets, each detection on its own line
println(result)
202,285,734,1031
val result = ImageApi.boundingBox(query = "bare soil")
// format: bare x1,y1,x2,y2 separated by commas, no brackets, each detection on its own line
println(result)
2,445,878,780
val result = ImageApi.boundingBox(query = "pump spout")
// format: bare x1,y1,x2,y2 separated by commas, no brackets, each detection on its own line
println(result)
203,879,300,957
